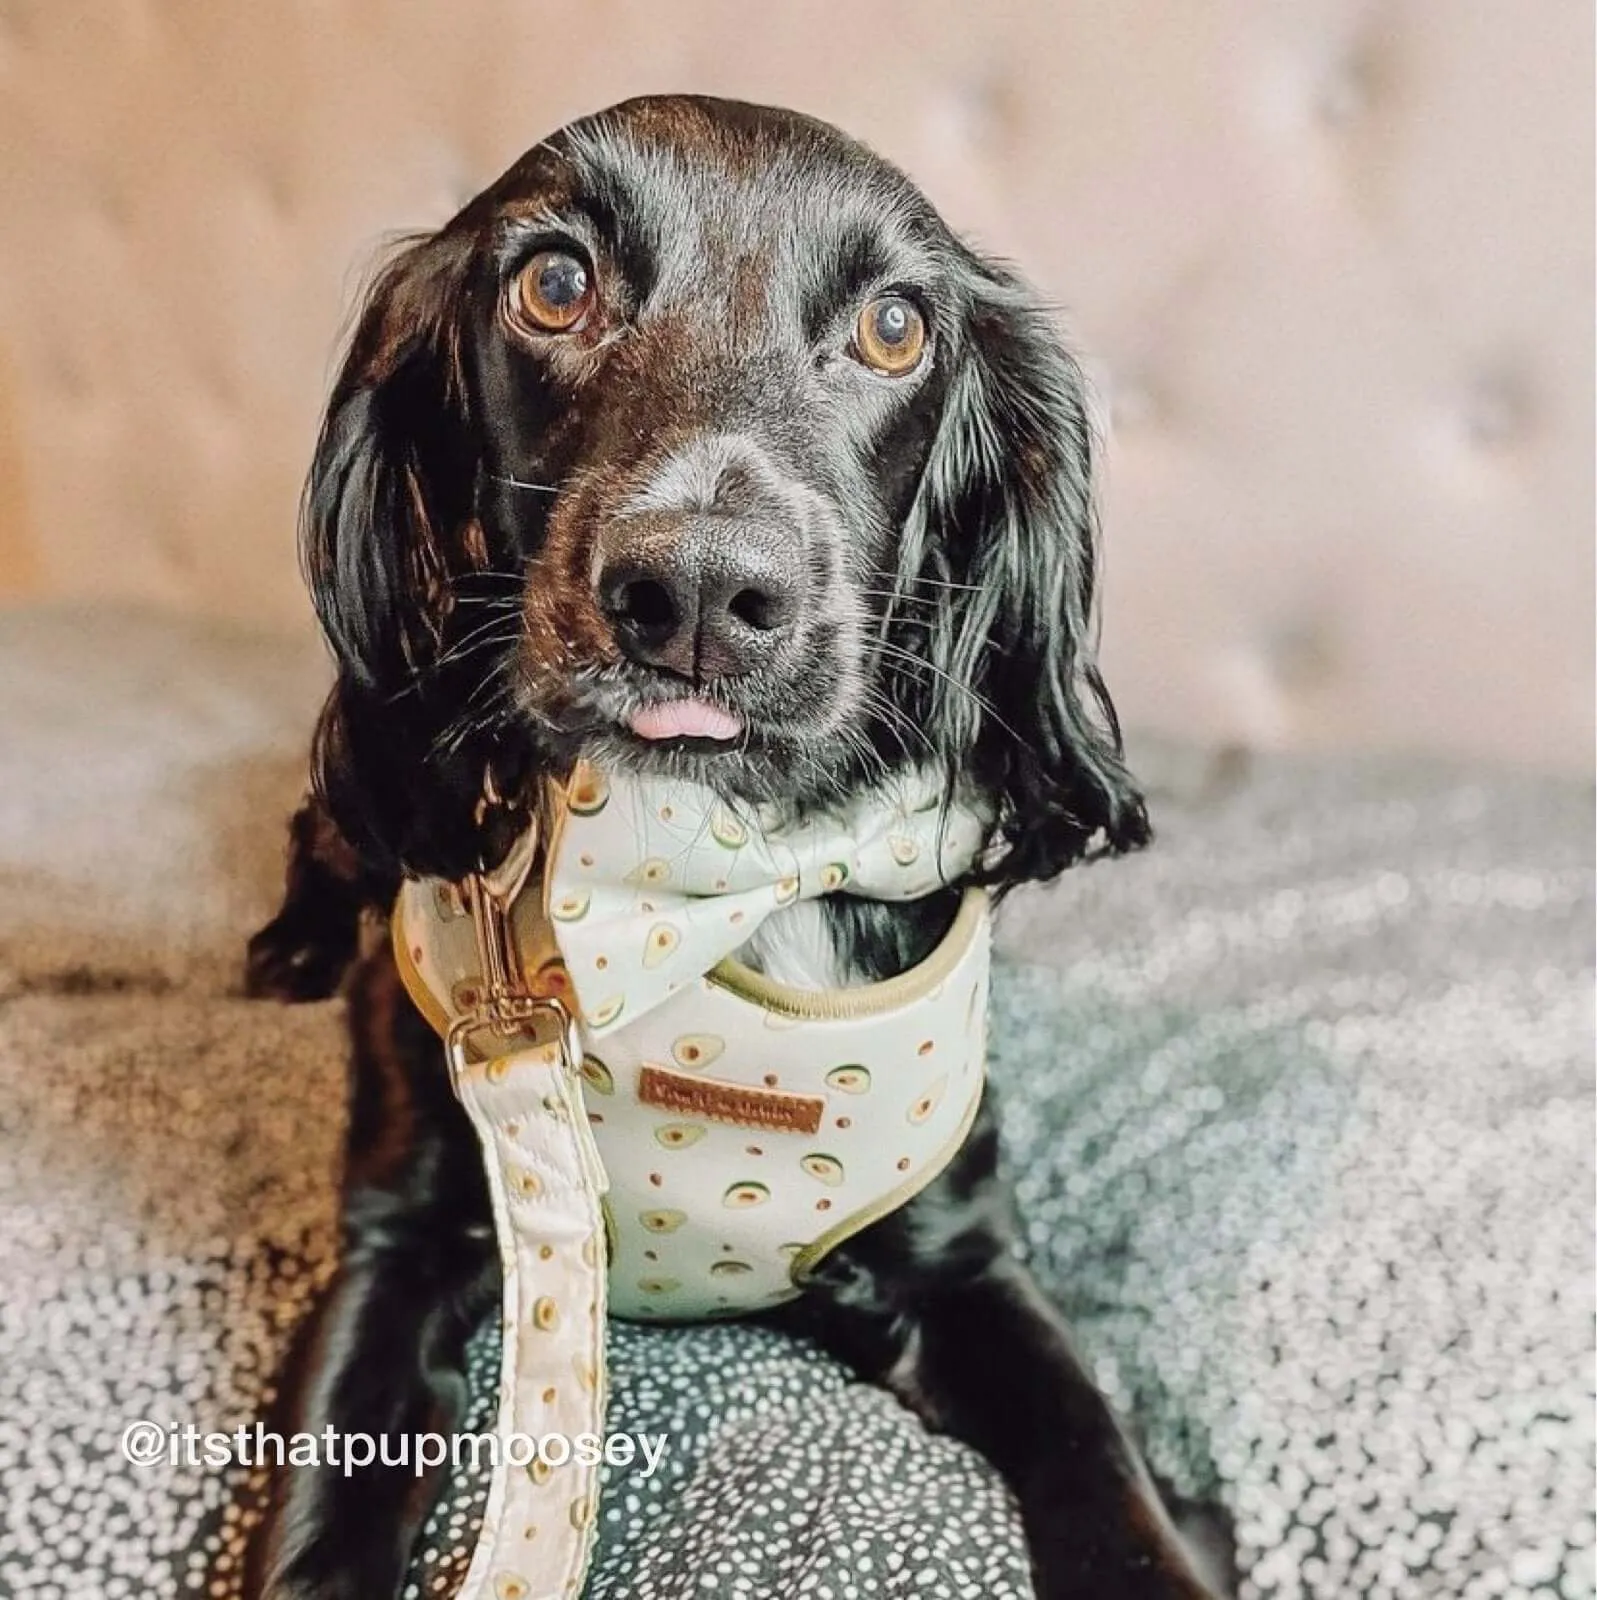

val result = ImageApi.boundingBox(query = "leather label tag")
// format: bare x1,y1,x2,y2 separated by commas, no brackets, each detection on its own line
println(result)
637,1062,824,1135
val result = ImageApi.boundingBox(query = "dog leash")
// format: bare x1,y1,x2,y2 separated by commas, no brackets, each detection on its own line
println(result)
444,813,610,1600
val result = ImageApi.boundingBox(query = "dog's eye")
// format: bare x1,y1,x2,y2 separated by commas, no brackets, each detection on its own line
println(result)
853,296,926,376
514,250,594,332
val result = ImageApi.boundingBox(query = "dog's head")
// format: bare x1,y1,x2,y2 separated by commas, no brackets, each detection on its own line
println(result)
307,95,1148,885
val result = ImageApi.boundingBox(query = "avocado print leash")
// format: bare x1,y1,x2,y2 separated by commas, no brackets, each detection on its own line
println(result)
444,842,610,1600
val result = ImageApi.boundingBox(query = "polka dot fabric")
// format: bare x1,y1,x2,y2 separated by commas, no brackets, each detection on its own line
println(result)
0,720,1589,1598
407,1321,1033,1599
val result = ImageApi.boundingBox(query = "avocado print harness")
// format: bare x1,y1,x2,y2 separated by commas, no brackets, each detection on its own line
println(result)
395,764,992,1600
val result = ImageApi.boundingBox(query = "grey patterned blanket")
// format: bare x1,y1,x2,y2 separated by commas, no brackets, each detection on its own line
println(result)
0,608,1590,1599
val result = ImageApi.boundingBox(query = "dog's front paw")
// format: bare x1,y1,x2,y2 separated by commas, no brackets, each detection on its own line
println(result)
1031,1560,1218,1600
1027,1503,1230,1600
244,909,356,1002
253,1577,382,1600
246,1549,404,1600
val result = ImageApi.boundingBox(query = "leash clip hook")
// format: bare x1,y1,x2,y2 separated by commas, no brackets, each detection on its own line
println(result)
445,812,582,1093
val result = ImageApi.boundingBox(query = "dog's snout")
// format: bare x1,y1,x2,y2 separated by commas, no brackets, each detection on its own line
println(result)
599,516,802,680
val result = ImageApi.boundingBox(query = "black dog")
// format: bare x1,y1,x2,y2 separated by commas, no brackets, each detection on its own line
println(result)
245,95,1225,1600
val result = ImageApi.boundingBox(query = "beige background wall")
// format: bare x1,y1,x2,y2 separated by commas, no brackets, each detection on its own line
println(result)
0,1,1590,770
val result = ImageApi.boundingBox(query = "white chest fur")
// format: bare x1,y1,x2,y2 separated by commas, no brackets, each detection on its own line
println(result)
731,899,852,990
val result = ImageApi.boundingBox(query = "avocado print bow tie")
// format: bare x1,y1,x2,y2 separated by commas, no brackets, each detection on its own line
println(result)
544,763,993,1034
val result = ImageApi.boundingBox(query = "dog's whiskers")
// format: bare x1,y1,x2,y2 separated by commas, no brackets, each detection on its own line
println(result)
486,473,560,496
871,638,1040,758
855,685,941,771
858,587,946,612
382,616,524,704
431,615,524,671
431,672,515,763
887,573,983,594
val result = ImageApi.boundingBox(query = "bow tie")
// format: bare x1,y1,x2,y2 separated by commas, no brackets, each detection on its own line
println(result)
544,763,993,1033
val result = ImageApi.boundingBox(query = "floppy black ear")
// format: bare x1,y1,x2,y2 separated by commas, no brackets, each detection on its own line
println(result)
301,230,509,880
304,230,481,690
898,262,1150,889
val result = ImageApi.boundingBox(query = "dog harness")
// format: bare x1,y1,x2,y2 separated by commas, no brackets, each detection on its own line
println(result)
392,763,992,1598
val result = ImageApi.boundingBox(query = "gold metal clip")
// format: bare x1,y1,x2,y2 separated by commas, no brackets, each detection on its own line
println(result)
445,813,581,1093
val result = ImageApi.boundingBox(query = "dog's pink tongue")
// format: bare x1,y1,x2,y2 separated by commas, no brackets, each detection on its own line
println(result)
630,699,744,741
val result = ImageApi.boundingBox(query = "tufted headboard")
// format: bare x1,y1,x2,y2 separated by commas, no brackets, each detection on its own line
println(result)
0,2,1590,770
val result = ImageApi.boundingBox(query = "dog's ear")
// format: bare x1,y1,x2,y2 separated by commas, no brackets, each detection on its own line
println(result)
900,262,1150,889
301,230,507,880
304,229,479,691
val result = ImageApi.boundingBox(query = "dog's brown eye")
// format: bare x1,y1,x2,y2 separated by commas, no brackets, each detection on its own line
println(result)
854,296,926,375
515,250,594,332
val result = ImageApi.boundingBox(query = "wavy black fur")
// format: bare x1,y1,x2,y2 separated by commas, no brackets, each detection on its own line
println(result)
244,96,1228,1600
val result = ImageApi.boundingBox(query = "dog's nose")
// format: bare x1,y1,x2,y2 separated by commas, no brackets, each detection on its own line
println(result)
598,516,802,680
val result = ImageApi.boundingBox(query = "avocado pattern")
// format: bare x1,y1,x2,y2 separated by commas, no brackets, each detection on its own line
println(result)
448,1038,608,1600
671,1033,724,1069
393,762,993,1327
543,761,993,1035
